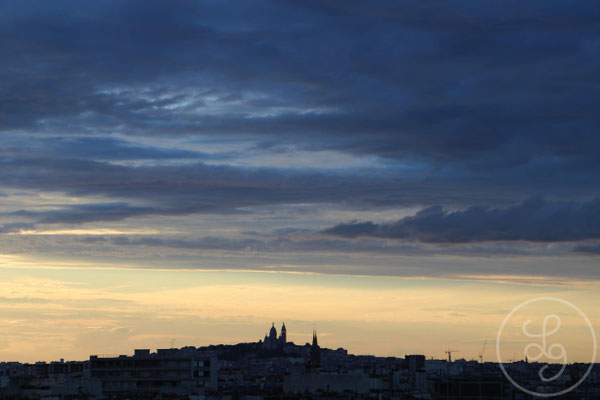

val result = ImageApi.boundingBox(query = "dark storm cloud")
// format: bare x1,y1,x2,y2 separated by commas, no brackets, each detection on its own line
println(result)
0,0,598,188
11,202,161,224
82,233,562,258
106,234,402,254
322,197,600,243
0,222,36,233
2,135,220,161
573,243,600,254
0,152,525,219
5,200,252,229
36,136,211,161
1,0,599,266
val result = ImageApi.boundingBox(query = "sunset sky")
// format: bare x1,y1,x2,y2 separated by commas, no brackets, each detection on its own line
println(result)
1,0,599,363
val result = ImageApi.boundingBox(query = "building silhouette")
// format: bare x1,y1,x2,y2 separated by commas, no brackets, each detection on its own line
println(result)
262,322,286,350
90,349,216,397
309,330,320,368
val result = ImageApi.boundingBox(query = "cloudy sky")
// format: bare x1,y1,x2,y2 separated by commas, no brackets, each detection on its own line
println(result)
1,0,599,362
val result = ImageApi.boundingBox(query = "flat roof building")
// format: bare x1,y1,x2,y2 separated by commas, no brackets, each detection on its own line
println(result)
90,348,217,397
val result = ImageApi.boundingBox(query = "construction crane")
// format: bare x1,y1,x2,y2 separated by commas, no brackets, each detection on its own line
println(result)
478,340,487,363
445,349,459,363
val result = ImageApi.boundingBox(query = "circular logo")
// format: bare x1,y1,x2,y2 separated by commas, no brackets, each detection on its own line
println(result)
496,297,597,397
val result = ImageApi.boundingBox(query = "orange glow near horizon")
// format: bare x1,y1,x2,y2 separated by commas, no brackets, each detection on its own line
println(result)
1,254,598,364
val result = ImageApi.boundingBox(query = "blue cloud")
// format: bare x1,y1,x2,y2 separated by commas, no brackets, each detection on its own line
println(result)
323,198,600,243
0,0,599,266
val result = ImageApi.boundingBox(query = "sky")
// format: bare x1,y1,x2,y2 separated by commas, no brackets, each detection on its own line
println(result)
1,0,600,363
